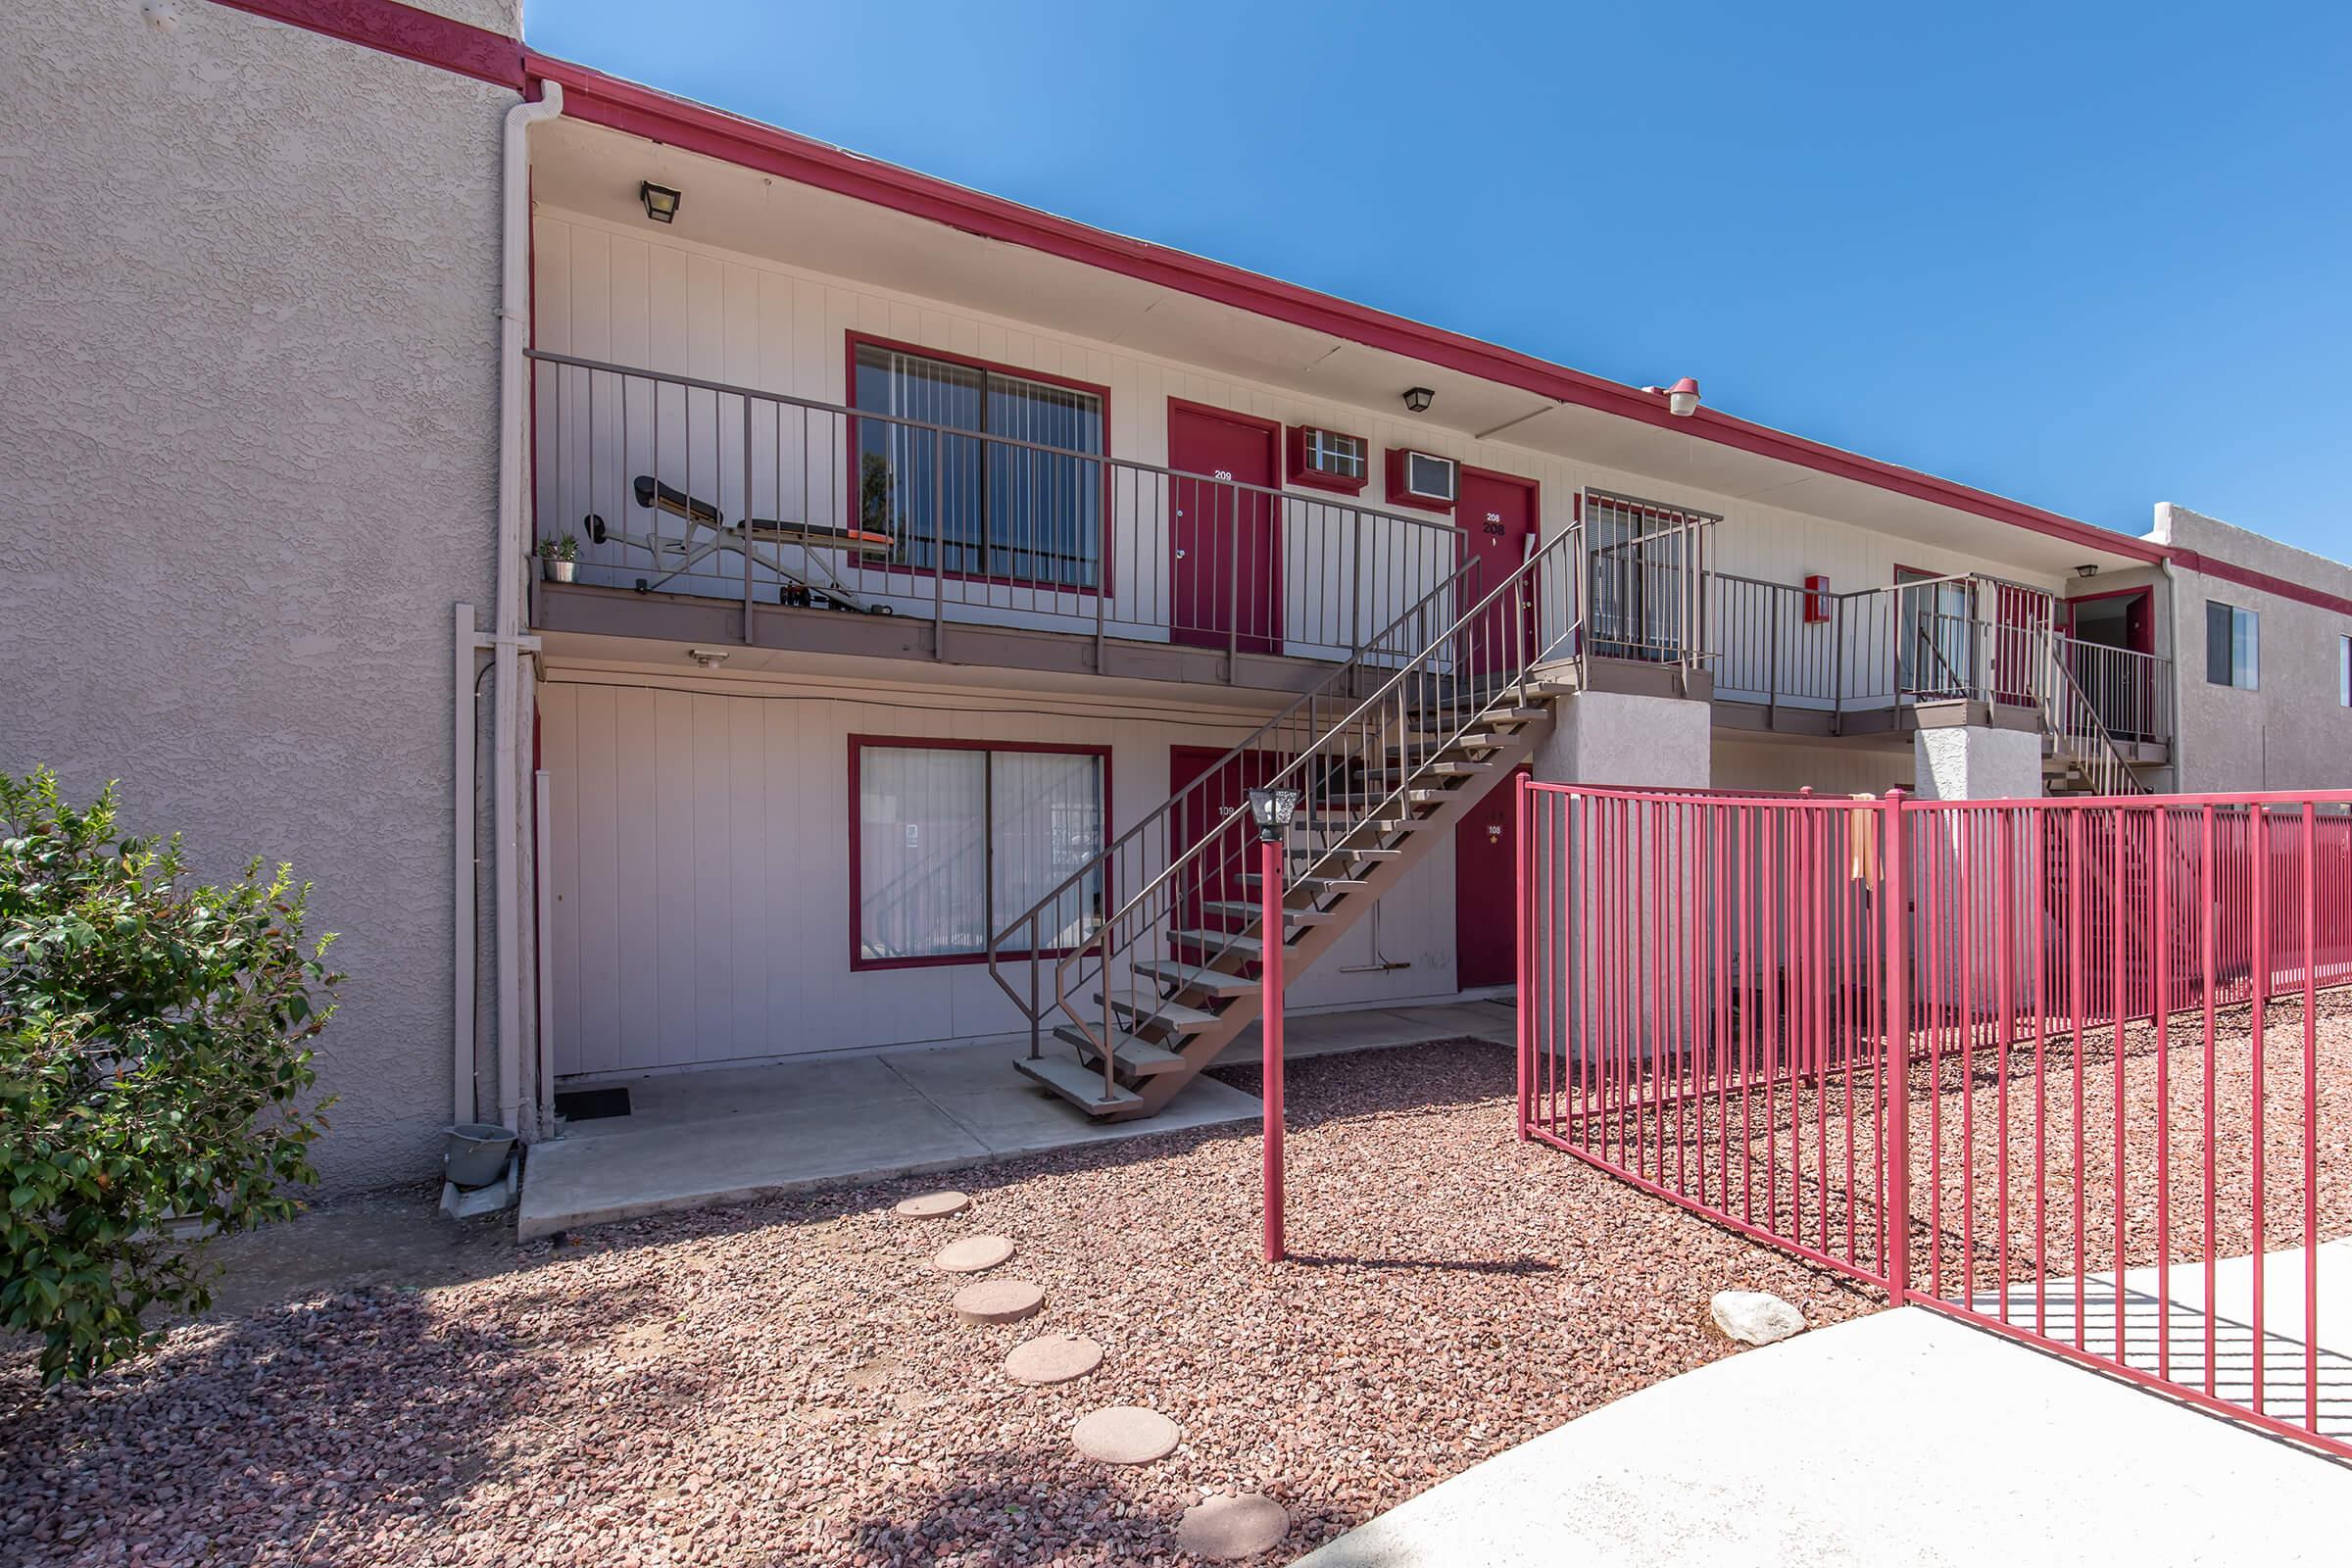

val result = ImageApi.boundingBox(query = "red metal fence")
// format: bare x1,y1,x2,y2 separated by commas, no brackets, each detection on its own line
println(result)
1517,781,2352,1460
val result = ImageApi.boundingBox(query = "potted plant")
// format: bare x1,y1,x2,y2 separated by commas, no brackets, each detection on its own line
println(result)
538,535,578,583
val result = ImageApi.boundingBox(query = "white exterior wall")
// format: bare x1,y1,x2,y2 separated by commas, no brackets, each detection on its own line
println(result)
0,0,519,1188
537,668,1468,1077
530,209,2075,643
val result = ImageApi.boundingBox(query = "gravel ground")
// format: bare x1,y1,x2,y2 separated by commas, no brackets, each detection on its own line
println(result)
1536,991,2352,1298
0,1042,1876,1568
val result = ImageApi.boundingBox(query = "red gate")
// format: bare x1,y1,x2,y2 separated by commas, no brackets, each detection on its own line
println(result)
1517,781,2352,1460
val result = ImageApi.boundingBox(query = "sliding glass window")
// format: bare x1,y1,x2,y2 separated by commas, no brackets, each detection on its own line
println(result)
854,742,1105,965
852,343,1104,588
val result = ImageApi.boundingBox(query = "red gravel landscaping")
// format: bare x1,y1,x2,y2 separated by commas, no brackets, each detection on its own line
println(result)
1,1042,1878,1567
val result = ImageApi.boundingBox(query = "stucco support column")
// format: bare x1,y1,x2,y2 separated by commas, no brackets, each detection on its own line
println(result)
1912,720,2043,1015
1528,691,1712,1067
1912,720,2041,805
1531,689,1712,790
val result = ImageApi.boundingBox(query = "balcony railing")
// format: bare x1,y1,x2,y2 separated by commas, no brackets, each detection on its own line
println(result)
1706,570,2174,746
527,351,1468,665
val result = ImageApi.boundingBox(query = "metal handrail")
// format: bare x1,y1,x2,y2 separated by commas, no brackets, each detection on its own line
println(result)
2033,627,2147,796
524,348,1464,537
1041,528,1576,1096
982,551,1487,1033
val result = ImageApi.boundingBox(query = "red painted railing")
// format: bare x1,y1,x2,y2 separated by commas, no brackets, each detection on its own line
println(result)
1518,781,2352,1459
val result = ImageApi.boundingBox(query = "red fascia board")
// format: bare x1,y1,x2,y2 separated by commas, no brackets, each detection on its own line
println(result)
206,0,526,87
2170,550,2352,619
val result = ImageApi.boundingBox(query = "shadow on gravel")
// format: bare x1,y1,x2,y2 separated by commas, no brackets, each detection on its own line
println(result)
0,1267,694,1567
838,1443,1214,1567
1289,1251,1560,1277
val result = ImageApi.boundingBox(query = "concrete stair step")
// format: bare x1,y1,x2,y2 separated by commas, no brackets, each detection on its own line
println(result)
1130,959,1256,999
1239,871,1368,893
1202,899,1337,925
1014,1052,1145,1115
1328,788,1450,808
1053,1025,1188,1076
1390,731,1507,753
1097,991,1218,1031
1173,927,1268,957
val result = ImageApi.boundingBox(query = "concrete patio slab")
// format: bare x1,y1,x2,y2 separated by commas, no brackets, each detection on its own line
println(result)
1294,1306,2352,1567
518,1037,1261,1241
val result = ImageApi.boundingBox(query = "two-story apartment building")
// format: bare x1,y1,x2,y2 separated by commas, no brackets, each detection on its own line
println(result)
7,0,2346,1184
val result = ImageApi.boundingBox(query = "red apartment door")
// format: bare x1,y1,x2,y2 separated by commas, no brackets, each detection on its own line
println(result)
1455,765,1529,988
1456,468,1539,666
1169,404,1282,654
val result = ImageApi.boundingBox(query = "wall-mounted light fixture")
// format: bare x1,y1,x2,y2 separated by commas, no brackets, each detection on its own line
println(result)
687,647,730,668
1642,376,1702,417
1401,387,1435,415
639,180,682,224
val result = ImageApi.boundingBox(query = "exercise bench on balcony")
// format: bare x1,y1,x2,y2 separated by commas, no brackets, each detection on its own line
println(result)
581,474,897,613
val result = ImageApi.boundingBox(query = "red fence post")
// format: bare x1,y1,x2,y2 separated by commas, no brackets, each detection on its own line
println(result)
1516,773,1533,1140
1882,788,1911,1304
1260,830,1286,1264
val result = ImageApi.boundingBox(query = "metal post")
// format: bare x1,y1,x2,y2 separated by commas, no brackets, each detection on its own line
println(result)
741,396,756,642
1260,828,1287,1263
1882,787,1909,1304
931,430,947,660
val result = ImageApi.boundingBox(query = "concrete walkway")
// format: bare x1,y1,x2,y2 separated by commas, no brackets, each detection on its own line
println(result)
1293,1306,2352,1567
519,1000,1507,1241
1964,1239,2352,1446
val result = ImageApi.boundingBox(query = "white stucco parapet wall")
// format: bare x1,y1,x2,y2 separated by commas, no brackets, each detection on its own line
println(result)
1531,692,1713,791
1912,724,2042,804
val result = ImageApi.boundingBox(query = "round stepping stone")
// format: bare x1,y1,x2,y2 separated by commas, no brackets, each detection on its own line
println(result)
1004,1333,1103,1386
933,1234,1015,1273
951,1278,1045,1325
1177,1493,1291,1560
895,1191,971,1219
1071,1405,1181,1464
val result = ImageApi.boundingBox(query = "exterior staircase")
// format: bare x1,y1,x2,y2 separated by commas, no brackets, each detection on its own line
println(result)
2031,627,2149,797
988,533,1584,1119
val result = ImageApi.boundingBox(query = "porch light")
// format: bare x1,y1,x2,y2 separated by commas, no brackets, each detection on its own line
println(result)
1247,787,1301,843
1642,376,1702,417
2076,564,2100,579
639,180,682,224
1402,387,1435,415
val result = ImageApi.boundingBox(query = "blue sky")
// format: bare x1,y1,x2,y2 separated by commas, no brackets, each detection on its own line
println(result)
528,1,2349,558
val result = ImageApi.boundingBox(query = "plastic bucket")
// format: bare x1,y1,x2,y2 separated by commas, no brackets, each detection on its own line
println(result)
443,1122,516,1190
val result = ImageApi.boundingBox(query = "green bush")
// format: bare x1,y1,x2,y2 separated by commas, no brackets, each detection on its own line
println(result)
1,769,340,1384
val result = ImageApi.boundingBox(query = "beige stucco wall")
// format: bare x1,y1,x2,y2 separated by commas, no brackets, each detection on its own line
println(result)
0,0,519,1187
2147,505,2352,793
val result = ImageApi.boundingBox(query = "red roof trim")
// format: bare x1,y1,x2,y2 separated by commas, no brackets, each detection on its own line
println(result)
205,0,526,88
2171,550,2352,618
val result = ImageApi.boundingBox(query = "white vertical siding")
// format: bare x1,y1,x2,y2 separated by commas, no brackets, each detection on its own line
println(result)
539,675,1463,1076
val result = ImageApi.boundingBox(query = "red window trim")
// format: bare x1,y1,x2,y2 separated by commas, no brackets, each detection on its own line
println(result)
843,331,1115,598
847,734,1113,973
1386,448,1458,514
1285,423,1371,496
